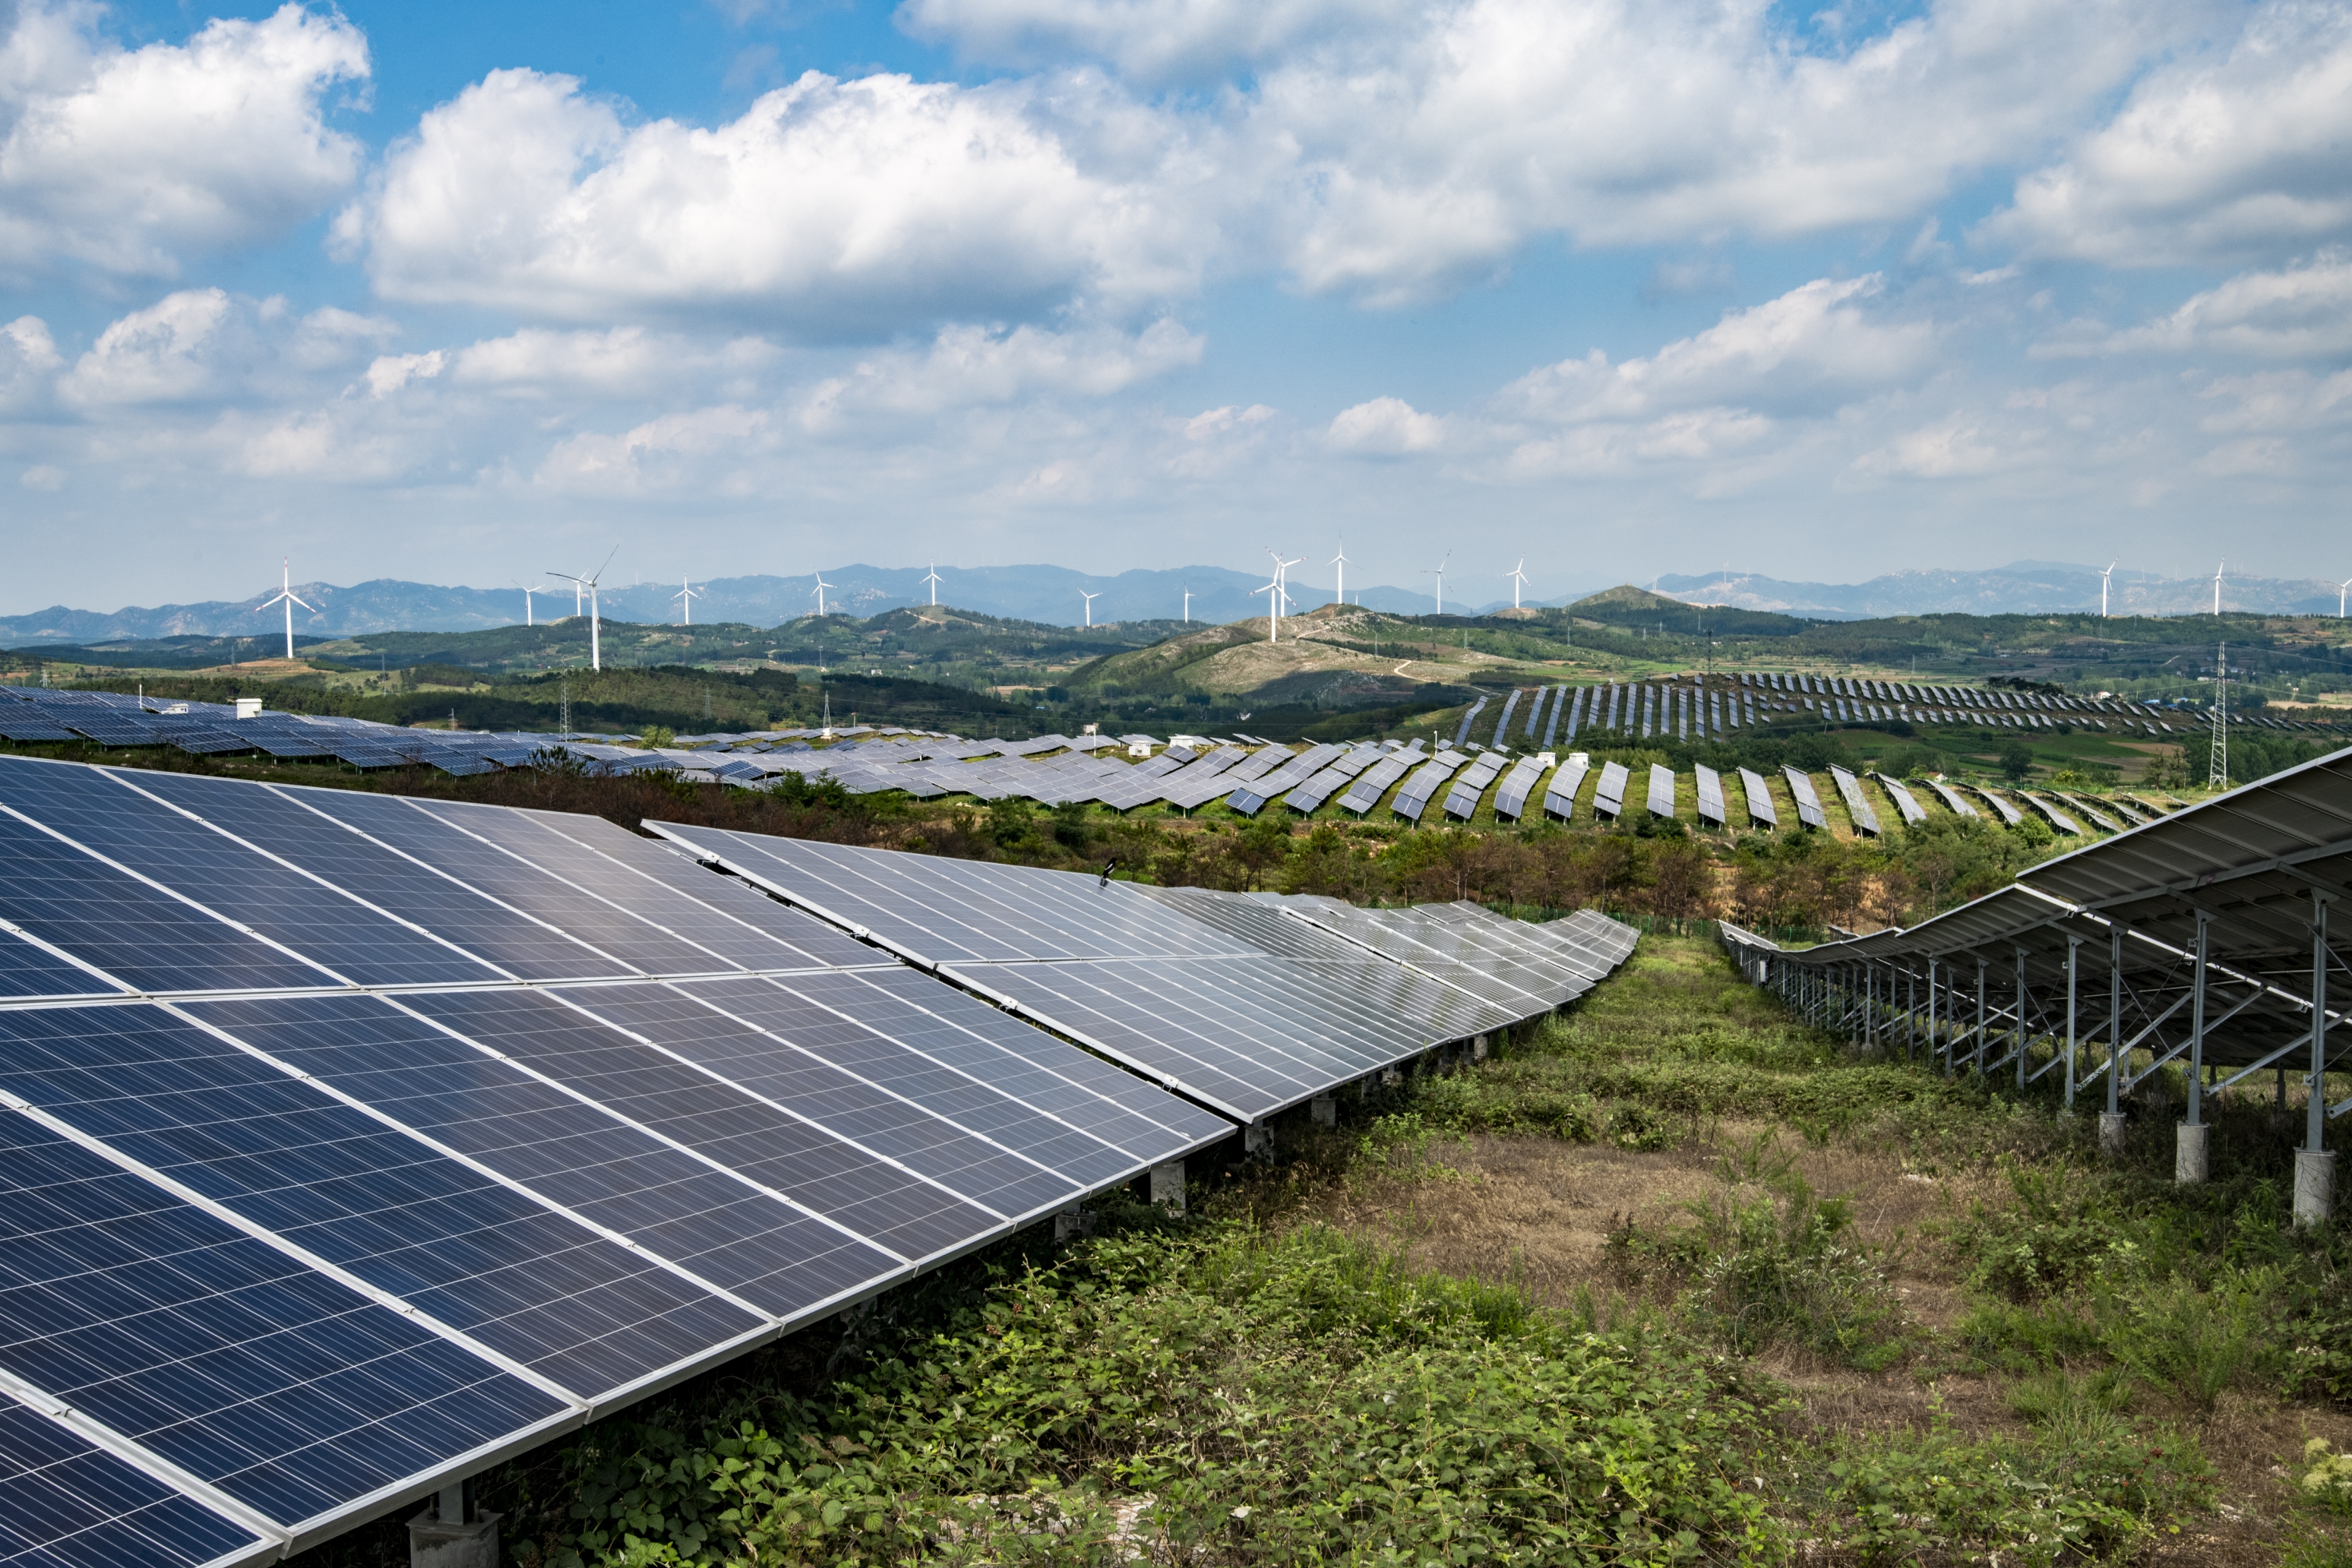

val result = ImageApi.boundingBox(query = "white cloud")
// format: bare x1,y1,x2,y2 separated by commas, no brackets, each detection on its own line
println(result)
1500,277,1935,423
59,289,235,406
1854,419,2007,478
18,463,62,490
0,314,59,410
1251,0,2203,302
1326,395,1447,454
0,2,368,277
533,405,775,494
2043,252,2352,359
1985,0,2352,266
346,67,1204,331
364,350,446,398
801,318,1201,425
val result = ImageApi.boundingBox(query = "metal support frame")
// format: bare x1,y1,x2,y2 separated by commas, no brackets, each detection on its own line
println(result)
2063,937,2081,1110
2186,911,2211,1128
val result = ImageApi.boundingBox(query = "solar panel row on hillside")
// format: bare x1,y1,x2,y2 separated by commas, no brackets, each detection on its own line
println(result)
0,755,1645,1566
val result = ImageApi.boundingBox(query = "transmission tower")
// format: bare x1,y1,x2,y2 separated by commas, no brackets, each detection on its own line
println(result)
2207,641,2228,790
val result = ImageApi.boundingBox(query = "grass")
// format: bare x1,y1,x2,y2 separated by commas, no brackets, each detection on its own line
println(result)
292,928,2352,1566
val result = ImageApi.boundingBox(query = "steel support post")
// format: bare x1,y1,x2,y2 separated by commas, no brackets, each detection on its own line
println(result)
1930,957,1946,1077
2063,936,2081,1111
2101,923,2126,1156
2300,893,2335,1227
1973,958,1988,1076
2178,912,2211,1184
1908,967,1917,1061
2015,947,2029,1092
1865,965,1876,1053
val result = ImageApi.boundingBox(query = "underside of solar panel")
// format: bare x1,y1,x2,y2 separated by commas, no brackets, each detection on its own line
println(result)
0,755,1638,1563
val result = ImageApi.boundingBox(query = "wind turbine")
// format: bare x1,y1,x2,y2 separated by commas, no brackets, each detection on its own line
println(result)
1506,558,1530,611
922,564,943,606
1080,589,1101,628
551,546,618,672
256,558,314,661
811,572,835,617
673,576,702,626
2213,560,2225,618
1264,551,1304,641
514,580,541,628
1329,539,1348,608
2338,576,2350,618
1182,587,1193,623
2098,561,2116,618
1421,552,1450,616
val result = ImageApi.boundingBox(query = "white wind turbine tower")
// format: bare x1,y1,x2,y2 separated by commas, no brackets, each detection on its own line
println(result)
673,576,702,626
255,558,314,661
2098,561,2116,618
1421,552,1450,616
1080,589,1101,628
514,580,542,628
922,564,944,606
1181,587,1193,623
1506,558,1530,610
2338,575,2351,618
2213,560,2225,618
1262,550,1303,642
551,546,618,672
810,572,835,617
1329,539,1348,608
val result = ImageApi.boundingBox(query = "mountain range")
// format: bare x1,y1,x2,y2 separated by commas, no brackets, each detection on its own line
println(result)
2,560,2342,644
1655,561,2348,619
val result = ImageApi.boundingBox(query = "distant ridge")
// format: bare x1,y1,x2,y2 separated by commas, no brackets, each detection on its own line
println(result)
1657,561,2344,619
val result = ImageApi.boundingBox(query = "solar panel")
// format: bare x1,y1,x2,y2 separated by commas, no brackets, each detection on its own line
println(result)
0,1391,270,1568
1782,767,1828,830
1922,777,1977,817
1828,766,1879,836
1646,764,1676,819
1693,763,1726,827
1737,767,1776,829
1873,773,1927,826
1593,761,1630,818
1544,755,1590,820
0,1105,570,1535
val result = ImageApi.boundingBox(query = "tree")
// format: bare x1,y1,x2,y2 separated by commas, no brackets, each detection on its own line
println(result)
1998,741,2034,782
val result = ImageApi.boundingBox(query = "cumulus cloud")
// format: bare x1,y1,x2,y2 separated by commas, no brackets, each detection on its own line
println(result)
59,289,236,406
2043,253,2352,359
343,67,1205,332
1984,0,2352,266
801,318,1201,425
1251,0,2202,302
1500,277,1936,423
0,2,368,277
1326,395,1448,454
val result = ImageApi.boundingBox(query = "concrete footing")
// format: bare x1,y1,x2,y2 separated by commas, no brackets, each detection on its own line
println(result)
2176,1121,2210,1185
1244,1122,1275,1161
2098,1112,2127,1159
1148,1159,1185,1215
409,1507,498,1568
2296,1149,2336,1228
1053,1206,1096,1242
1310,1093,1336,1129
1472,1034,1489,1062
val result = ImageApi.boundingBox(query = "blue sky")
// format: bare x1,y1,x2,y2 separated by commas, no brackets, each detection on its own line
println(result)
2,0,2349,616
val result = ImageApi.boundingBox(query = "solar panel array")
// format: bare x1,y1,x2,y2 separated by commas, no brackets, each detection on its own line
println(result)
0,757,1292,1565
634,827,1640,1124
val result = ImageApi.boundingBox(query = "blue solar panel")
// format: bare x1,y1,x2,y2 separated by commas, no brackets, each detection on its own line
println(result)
0,809,333,995
121,773,627,982
0,1110,565,1529
179,994,902,1314
0,758,498,988
0,1005,758,1402
0,1393,264,1568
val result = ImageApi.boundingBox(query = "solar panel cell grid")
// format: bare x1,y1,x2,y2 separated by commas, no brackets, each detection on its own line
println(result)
0,1110,566,1529
0,1005,754,1401
0,1393,266,1568
179,993,899,1314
